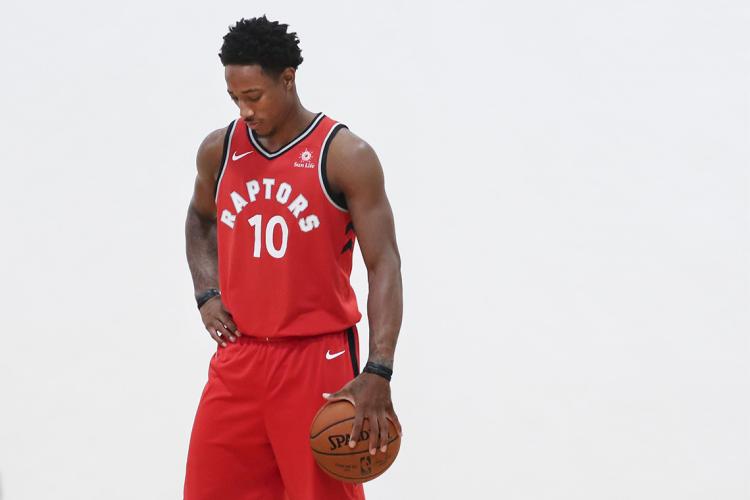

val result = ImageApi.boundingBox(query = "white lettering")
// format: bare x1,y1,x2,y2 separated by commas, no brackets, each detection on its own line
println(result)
276,182,292,204
220,210,236,228
221,178,320,235
299,214,320,232
262,178,275,199
248,214,262,258
230,191,248,213
266,215,288,258
246,180,260,202
287,194,308,218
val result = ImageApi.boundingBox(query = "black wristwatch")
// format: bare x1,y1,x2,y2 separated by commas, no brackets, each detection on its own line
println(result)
363,361,393,382
196,288,221,309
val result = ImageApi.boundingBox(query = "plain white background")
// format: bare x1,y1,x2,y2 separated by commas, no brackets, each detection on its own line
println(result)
0,0,747,498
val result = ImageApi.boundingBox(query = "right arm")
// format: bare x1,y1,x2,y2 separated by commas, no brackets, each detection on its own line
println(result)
184,127,241,346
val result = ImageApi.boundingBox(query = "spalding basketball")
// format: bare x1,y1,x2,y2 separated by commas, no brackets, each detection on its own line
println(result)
309,400,400,483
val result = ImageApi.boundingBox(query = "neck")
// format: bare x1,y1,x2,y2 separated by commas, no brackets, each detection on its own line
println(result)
260,102,316,151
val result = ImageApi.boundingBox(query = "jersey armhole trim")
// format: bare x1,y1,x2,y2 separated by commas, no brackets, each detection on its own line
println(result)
319,123,349,212
214,119,238,202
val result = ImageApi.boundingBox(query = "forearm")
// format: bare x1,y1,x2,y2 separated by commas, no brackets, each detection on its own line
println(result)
365,256,403,369
185,205,219,294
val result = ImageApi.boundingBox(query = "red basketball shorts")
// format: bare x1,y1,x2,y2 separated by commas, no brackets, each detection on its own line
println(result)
183,327,366,500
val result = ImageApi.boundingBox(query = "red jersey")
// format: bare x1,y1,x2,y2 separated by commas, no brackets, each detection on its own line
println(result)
214,113,362,338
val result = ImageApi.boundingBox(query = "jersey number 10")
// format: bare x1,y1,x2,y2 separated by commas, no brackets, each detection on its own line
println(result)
248,214,288,259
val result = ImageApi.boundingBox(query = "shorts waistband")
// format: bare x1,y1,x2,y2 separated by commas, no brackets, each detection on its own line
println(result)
238,327,356,343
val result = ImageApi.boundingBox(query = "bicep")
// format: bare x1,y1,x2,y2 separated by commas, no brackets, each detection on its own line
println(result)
190,127,226,220
328,135,400,269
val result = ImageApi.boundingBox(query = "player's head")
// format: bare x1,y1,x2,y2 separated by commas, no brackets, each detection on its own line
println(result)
219,16,304,137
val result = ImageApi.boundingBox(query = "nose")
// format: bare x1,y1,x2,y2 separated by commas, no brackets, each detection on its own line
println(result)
239,104,254,121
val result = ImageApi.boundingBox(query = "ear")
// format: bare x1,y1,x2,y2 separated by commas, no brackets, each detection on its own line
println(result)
282,67,296,91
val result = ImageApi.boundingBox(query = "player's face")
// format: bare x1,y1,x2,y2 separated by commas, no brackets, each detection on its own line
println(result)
225,64,295,137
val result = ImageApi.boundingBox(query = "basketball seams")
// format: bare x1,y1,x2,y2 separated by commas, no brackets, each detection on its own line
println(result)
316,462,391,482
310,435,400,455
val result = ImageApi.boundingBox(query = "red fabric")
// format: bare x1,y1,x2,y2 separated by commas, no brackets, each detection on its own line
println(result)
184,329,366,500
215,115,362,338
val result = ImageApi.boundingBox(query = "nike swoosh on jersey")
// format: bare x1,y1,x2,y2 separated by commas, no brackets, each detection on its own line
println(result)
232,151,253,161
325,349,346,360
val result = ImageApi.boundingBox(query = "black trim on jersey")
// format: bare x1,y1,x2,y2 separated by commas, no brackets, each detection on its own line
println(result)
341,239,354,254
321,124,349,210
247,112,325,160
346,328,359,377
213,120,236,199
345,222,355,234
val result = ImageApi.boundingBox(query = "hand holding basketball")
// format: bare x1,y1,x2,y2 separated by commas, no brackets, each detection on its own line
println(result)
323,371,402,455
310,400,401,483
198,297,241,346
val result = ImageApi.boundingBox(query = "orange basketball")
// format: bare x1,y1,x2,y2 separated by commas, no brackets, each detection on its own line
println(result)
309,400,401,483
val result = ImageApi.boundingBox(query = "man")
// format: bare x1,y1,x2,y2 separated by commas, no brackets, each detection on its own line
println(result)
183,16,403,500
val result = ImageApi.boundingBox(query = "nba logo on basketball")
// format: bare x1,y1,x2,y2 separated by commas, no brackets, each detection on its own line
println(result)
359,456,372,475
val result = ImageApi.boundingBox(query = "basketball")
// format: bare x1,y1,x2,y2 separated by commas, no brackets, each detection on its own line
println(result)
309,400,401,483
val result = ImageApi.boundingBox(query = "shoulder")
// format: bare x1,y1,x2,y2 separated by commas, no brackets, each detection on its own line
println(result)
327,126,378,166
196,124,233,179
326,127,383,193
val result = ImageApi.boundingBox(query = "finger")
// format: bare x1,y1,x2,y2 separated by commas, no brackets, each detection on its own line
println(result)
387,411,403,437
218,313,240,336
207,326,226,347
378,413,389,453
323,391,354,404
214,321,236,343
349,407,365,449
368,412,380,455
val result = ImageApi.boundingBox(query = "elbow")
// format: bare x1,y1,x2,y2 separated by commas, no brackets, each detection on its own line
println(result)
186,202,216,226
366,250,401,277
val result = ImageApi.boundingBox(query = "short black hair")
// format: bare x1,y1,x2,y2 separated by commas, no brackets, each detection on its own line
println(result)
219,16,303,74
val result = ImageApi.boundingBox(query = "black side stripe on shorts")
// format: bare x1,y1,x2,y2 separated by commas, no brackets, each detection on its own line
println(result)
346,327,359,377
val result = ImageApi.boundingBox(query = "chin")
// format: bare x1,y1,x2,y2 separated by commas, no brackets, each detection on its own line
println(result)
247,122,265,136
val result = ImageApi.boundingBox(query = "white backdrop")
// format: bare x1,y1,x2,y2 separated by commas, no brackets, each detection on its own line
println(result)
0,1,747,499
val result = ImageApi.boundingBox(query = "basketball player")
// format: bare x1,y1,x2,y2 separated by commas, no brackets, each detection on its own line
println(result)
183,16,403,499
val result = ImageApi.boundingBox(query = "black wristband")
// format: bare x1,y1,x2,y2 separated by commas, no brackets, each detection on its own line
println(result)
196,288,221,309
363,361,393,381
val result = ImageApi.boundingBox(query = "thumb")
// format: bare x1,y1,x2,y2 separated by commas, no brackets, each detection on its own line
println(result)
322,391,354,404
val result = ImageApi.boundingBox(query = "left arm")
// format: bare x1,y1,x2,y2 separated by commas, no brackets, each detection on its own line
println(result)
323,128,403,455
